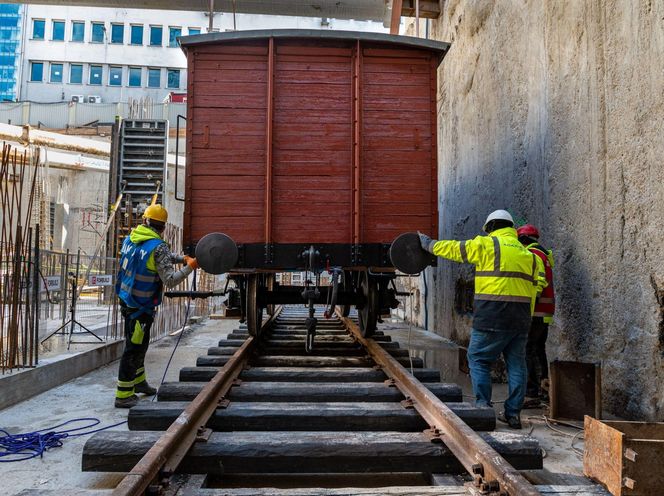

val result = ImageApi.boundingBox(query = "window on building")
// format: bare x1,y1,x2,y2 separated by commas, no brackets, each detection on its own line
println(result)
32,19,45,39
147,68,160,88
128,67,141,87
130,24,143,45
69,64,83,84
109,66,122,86
91,22,104,43
149,25,162,46
89,65,102,85
188,27,201,36
111,23,123,44
50,63,63,83
167,69,180,89
30,61,43,81
168,26,181,47
71,21,85,42
52,20,65,41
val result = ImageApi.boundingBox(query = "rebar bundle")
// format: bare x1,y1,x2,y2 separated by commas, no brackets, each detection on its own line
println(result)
0,144,43,372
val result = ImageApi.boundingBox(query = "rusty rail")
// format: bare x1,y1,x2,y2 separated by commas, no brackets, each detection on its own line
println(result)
112,307,282,496
339,313,541,496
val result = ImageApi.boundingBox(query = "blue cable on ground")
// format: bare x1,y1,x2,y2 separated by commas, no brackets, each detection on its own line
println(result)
0,417,127,462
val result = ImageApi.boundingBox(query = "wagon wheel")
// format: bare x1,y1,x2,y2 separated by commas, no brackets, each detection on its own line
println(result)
246,274,264,337
265,274,275,316
340,270,352,317
357,271,378,337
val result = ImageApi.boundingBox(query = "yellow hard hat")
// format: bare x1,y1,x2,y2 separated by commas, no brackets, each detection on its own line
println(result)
143,203,168,223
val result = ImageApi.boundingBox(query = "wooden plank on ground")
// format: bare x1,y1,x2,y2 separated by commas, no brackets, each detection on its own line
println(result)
200,356,423,368
82,431,542,474
15,486,612,496
157,381,462,403
179,367,441,383
127,401,495,432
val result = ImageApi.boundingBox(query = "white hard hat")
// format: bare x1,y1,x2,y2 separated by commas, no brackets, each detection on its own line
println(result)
483,209,514,232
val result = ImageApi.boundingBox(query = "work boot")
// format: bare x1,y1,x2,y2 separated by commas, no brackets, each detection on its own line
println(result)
497,411,522,430
134,381,157,395
114,394,139,408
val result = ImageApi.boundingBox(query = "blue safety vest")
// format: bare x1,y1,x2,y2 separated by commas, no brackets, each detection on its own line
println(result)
116,236,163,316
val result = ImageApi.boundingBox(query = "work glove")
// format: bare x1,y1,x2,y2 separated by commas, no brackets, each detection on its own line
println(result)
184,255,199,270
417,231,436,253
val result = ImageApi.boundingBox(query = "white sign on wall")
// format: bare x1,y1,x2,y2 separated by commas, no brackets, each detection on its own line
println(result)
41,276,61,292
88,274,113,286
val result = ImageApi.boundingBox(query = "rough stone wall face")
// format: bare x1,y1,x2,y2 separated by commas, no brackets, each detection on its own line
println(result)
422,0,664,420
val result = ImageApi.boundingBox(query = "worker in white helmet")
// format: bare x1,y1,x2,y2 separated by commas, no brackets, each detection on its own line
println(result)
419,210,546,429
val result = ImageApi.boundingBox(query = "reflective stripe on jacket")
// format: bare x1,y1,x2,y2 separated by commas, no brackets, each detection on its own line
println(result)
527,243,555,322
430,227,547,332
116,235,164,315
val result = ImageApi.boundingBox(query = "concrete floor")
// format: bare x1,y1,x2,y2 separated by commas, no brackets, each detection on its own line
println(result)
1,316,586,495
0,318,235,496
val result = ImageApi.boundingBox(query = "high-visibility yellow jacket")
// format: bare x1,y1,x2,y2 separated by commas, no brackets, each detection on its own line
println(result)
430,227,547,332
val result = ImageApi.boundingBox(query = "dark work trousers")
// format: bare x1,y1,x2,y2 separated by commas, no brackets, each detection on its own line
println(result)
116,302,154,399
525,317,549,397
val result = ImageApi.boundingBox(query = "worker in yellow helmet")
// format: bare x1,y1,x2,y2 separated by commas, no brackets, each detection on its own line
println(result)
418,210,546,429
114,202,198,408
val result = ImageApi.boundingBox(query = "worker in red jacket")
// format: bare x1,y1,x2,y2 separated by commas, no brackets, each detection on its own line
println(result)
516,224,555,405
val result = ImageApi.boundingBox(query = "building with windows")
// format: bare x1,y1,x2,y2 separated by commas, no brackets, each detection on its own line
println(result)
18,5,386,103
20,6,202,103
0,4,23,101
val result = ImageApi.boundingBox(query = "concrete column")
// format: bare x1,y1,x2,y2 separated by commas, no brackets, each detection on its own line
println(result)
68,102,76,128
163,102,169,121
21,101,30,125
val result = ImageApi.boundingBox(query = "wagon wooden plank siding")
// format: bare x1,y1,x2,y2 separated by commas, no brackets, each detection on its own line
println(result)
186,42,269,243
181,30,447,261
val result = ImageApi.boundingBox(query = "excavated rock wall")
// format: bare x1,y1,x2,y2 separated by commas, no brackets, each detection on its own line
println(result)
419,0,664,420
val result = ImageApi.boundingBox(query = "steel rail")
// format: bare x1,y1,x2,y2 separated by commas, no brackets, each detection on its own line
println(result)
112,307,282,496
339,313,541,496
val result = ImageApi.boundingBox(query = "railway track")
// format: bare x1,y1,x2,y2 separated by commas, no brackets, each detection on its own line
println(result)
21,307,609,496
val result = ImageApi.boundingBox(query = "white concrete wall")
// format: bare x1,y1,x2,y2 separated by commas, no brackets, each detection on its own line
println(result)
19,6,387,103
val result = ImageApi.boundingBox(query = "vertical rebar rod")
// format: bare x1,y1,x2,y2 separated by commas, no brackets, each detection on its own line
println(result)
33,225,40,366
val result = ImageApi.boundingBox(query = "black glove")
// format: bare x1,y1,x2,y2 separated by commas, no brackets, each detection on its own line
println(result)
417,231,435,253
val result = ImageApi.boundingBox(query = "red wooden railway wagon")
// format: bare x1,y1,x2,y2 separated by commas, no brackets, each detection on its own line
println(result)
179,30,449,338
